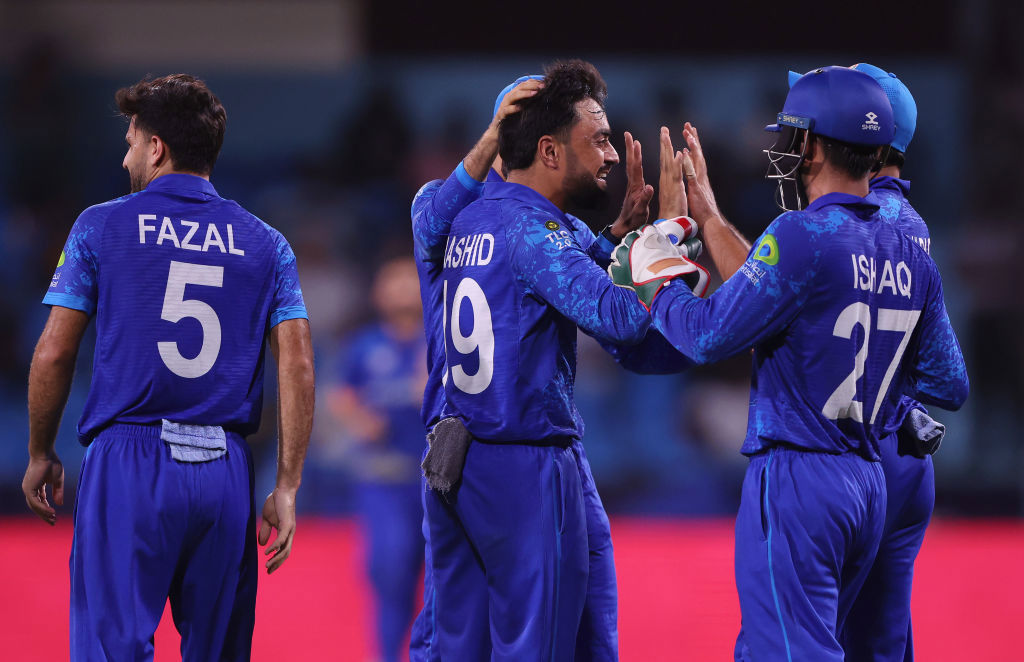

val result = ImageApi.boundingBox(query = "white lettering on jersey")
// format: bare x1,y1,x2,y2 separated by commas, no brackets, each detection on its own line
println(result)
139,214,158,243
180,220,202,251
157,217,181,248
227,225,244,256
138,215,245,256
444,233,495,268
203,223,226,253
851,254,912,299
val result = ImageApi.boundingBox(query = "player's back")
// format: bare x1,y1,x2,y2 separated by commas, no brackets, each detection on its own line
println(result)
441,182,583,444
747,194,946,459
48,174,300,442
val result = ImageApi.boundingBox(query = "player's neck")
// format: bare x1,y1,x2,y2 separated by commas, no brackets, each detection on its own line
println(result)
875,165,902,179
506,168,568,211
145,166,211,189
804,168,870,205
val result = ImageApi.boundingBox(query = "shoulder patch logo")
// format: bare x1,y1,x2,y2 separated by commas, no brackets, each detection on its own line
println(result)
544,220,560,231
56,251,65,268
753,234,779,266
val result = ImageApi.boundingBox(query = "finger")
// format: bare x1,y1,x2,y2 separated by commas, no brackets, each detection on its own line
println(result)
258,516,272,546
53,467,64,507
659,126,675,168
632,138,645,183
266,528,294,573
682,149,697,179
25,490,55,524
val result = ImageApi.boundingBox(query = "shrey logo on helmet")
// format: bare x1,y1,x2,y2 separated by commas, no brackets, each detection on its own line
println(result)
862,112,881,131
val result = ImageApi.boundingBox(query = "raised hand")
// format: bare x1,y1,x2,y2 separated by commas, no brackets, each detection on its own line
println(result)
610,131,654,237
681,122,722,225
658,126,688,219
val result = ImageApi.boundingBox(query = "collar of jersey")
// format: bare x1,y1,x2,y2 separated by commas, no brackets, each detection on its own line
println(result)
482,181,566,220
145,173,219,197
869,175,911,197
805,190,882,214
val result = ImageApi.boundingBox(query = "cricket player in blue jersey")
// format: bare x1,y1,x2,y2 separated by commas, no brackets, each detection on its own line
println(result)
411,72,658,660
611,66,969,661
329,255,428,662
833,63,941,662
21,75,314,661
408,76,544,662
420,60,705,661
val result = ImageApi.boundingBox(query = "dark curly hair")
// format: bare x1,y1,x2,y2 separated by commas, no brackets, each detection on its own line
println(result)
498,59,608,173
116,74,226,175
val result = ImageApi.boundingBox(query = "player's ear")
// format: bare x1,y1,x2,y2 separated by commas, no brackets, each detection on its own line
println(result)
537,135,559,170
149,133,169,169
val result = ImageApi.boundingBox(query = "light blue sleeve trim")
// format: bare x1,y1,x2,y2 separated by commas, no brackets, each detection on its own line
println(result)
270,305,309,328
42,292,95,316
455,162,485,194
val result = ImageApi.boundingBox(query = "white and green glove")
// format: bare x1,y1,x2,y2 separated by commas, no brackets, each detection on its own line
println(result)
609,224,710,310
654,215,703,261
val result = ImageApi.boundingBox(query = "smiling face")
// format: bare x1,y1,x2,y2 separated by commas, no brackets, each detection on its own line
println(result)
562,98,619,209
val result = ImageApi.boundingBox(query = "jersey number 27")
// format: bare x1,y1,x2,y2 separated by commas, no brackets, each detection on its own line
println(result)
823,302,921,425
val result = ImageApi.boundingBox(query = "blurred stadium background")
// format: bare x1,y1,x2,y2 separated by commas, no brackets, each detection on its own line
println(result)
2,1,1022,659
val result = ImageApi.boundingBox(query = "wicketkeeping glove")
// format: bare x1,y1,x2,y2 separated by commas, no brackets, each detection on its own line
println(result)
654,215,703,260
609,225,710,310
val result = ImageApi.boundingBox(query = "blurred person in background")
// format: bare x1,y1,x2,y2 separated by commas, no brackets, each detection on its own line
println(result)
21,74,314,661
328,253,427,662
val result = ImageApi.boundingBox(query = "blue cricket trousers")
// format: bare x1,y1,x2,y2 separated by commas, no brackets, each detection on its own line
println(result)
840,434,934,661
734,447,886,662
70,423,257,661
424,439,589,661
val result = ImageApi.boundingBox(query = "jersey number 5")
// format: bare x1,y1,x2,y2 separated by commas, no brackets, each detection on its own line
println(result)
443,277,494,394
158,260,224,379
822,302,921,425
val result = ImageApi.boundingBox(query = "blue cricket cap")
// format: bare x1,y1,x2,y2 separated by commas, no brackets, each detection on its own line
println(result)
767,66,894,146
850,63,917,152
493,74,544,119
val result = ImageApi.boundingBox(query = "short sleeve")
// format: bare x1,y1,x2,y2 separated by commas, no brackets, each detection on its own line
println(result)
269,231,308,328
43,207,105,315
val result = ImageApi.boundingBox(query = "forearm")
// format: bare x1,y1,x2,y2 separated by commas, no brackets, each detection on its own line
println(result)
461,124,500,182
597,329,695,374
701,212,751,280
273,321,315,490
27,350,76,458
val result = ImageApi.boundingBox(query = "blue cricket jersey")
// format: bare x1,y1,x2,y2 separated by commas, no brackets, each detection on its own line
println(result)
873,175,933,433
650,191,968,459
872,176,930,255
412,163,488,429
338,322,427,460
439,180,652,443
44,174,308,444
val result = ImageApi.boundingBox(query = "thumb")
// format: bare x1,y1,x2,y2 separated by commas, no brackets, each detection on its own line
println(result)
258,515,272,546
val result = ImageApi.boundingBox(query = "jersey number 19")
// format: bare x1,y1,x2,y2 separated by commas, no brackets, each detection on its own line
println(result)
443,277,494,395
